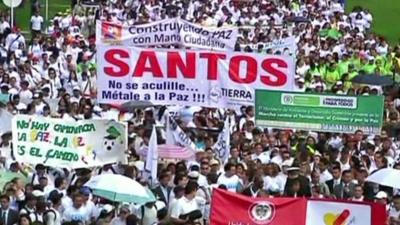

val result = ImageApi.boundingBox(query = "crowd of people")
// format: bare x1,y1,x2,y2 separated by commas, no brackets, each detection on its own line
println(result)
0,0,399,224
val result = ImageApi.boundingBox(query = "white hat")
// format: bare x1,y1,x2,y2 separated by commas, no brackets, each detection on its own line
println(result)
375,191,388,199
286,167,300,172
210,159,220,166
308,132,318,141
298,78,305,83
32,190,45,197
102,204,114,214
0,83,10,89
41,84,51,91
314,151,322,157
188,171,200,179
336,81,343,86
282,158,294,167
73,86,81,91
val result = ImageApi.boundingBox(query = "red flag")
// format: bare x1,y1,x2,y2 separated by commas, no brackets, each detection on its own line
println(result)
210,188,306,225
101,22,122,40
210,189,387,225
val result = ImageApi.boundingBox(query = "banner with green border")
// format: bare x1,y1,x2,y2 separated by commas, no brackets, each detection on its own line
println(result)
255,90,384,134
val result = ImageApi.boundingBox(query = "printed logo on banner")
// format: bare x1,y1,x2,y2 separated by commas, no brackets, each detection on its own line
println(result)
101,22,122,41
306,201,371,225
323,209,351,225
248,201,275,224
209,86,222,103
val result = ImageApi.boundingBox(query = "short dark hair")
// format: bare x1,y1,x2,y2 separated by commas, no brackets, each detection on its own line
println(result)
342,169,352,176
331,166,341,172
158,170,171,180
72,193,83,201
54,177,65,188
173,173,188,186
320,157,330,166
0,194,9,202
224,162,236,172
184,181,198,195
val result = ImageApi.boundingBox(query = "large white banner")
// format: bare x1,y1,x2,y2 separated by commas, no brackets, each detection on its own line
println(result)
306,200,371,225
12,115,127,168
241,36,297,55
96,19,238,51
97,45,295,109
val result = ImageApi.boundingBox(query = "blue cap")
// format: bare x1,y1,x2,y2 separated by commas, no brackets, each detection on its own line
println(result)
79,187,91,196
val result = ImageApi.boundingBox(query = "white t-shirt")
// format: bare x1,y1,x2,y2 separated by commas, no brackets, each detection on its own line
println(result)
137,205,157,225
390,206,400,219
111,217,126,225
170,196,200,219
264,175,285,193
217,174,240,192
31,15,44,31
0,21,10,34
44,207,62,225
62,206,90,223
251,152,270,164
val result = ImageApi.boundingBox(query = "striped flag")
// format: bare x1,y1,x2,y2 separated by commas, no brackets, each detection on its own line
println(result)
141,144,194,160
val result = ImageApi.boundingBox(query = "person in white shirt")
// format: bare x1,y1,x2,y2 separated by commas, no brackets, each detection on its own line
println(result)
0,16,9,35
19,194,36,216
251,143,270,164
389,195,400,225
217,162,242,192
28,164,54,186
30,11,44,36
350,185,365,202
19,80,33,99
5,27,26,53
170,182,204,225
79,187,97,222
111,205,130,225
62,194,90,224
318,158,333,183
44,192,62,225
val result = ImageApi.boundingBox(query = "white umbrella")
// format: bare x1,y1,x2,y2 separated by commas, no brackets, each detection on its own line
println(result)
366,168,400,189
84,174,156,204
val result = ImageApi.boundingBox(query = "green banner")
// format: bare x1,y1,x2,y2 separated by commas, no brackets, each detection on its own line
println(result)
255,91,384,134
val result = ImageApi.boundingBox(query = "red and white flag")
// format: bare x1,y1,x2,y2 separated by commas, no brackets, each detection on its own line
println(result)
210,188,387,225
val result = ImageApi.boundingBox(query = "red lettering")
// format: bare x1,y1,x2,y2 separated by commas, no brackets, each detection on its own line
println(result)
133,51,163,77
199,53,226,80
167,52,196,78
104,49,129,77
261,58,288,86
229,56,257,83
